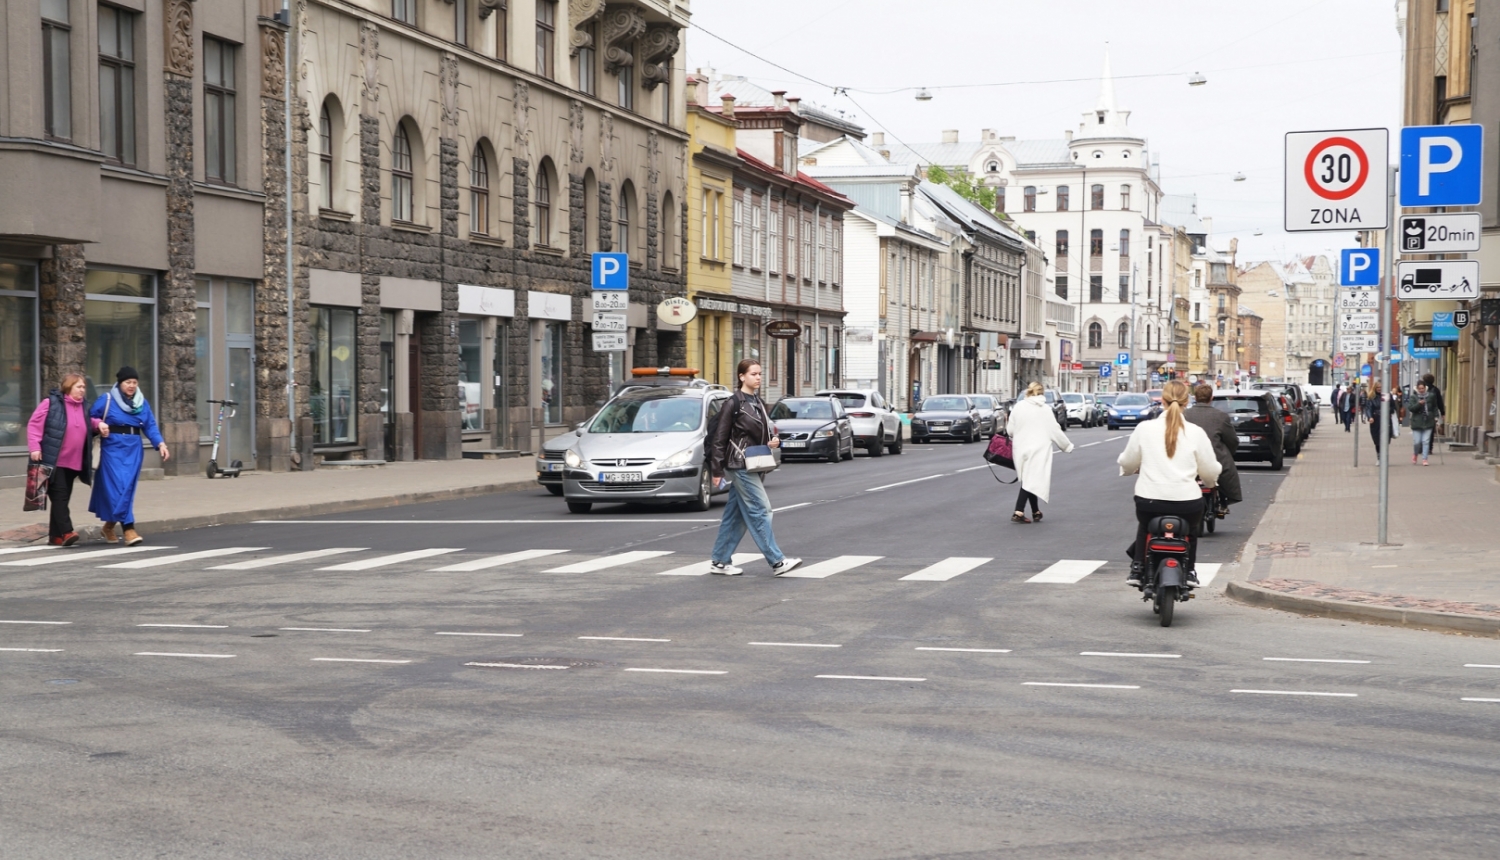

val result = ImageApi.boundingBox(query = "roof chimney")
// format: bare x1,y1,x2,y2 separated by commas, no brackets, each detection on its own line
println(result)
720,93,736,119
871,131,885,146
688,72,707,107
982,128,995,140
787,96,801,115
772,90,786,109
941,129,959,144
1064,130,1073,141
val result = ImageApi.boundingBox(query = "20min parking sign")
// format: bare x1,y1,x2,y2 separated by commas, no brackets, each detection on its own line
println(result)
1285,129,1389,232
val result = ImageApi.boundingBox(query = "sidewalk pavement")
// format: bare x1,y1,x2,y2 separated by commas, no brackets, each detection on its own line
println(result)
0,457,540,545
1227,411,1500,637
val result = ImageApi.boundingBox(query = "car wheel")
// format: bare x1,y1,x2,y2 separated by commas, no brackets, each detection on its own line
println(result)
1270,449,1285,471
687,469,713,512
868,434,885,457
888,433,904,455
545,484,564,496
827,444,841,463
567,501,592,514
842,438,854,460
914,436,927,445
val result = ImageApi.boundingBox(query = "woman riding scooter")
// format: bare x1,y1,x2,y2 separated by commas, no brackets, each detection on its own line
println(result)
1118,380,1222,588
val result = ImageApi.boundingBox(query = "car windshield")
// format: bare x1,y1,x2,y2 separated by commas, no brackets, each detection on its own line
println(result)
971,396,994,408
1043,391,1058,402
1097,395,1118,406
824,393,866,409
588,393,703,433
1062,393,1084,404
1115,394,1150,407
922,397,970,411
771,399,836,420
1214,398,1264,414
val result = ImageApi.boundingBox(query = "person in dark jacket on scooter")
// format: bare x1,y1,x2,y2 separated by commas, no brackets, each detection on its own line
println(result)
1183,384,1241,517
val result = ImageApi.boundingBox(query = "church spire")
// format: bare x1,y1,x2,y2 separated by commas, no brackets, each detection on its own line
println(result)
1096,48,1116,114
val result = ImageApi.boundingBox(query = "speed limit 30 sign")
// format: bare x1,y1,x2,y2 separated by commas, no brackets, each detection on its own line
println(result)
1285,129,1389,232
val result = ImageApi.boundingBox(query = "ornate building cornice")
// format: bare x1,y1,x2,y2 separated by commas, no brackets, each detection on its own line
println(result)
601,3,647,73
164,0,196,78
640,23,679,90
570,0,606,55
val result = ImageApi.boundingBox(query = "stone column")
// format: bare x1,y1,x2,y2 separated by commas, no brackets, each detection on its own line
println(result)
38,245,87,390
256,15,292,471
158,0,200,476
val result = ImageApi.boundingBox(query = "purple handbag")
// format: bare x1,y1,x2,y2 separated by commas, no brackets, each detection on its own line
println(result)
983,433,1018,483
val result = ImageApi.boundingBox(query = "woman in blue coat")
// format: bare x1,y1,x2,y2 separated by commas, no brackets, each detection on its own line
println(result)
89,367,171,545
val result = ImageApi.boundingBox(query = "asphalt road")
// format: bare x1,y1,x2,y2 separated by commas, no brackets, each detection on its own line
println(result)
2,422,1499,859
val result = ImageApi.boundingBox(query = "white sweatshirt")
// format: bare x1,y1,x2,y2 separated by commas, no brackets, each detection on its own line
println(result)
1117,414,1223,501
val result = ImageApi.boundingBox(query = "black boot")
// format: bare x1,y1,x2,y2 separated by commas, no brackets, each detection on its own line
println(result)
1125,562,1143,588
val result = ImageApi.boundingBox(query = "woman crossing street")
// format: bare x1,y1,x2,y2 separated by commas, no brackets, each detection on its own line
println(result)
89,367,170,546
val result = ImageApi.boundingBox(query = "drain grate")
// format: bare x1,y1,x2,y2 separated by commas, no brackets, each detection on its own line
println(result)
464,656,605,671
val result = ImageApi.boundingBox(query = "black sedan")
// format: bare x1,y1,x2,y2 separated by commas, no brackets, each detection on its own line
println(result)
1212,390,1285,471
911,395,983,443
768,397,855,463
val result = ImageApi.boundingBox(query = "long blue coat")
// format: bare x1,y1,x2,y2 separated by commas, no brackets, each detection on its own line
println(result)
88,389,164,525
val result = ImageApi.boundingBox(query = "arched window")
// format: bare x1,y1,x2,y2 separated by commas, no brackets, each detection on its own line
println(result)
986,160,999,173
1090,183,1104,210
1118,321,1130,349
535,160,553,246
661,191,676,269
319,104,334,209
392,124,414,222
469,144,489,236
617,181,636,259
1088,322,1102,349
1023,186,1036,212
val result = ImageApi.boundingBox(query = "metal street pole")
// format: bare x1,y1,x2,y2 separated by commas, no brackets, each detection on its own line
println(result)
1378,165,1396,544
1130,262,1138,391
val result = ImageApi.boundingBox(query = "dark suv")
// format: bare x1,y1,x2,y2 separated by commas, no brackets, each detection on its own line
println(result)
1212,390,1285,471
1252,383,1315,438
1041,389,1069,429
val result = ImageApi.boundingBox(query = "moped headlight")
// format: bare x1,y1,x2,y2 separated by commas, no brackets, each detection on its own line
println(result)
660,447,694,468
564,448,583,468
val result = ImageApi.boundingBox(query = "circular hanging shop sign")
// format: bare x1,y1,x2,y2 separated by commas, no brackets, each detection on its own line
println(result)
656,296,697,326
765,320,802,339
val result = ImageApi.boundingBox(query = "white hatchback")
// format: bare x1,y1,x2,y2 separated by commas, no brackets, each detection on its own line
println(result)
815,388,904,457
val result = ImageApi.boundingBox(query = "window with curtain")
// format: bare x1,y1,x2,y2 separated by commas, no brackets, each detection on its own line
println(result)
318,104,334,209
204,38,237,184
392,125,414,222
42,0,71,140
1055,230,1068,261
750,196,762,269
470,146,489,235
802,214,814,279
535,0,555,78
98,5,136,164
701,188,721,259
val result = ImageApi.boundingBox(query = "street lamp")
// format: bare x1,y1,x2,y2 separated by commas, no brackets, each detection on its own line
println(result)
1188,72,1207,86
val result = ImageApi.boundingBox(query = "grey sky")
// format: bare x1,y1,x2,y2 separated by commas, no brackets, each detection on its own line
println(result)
686,0,1403,264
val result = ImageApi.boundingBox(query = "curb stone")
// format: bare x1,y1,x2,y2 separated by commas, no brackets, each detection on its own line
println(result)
1226,580,1500,638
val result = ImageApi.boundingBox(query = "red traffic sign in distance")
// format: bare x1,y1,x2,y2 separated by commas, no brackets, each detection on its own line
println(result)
1285,129,1389,232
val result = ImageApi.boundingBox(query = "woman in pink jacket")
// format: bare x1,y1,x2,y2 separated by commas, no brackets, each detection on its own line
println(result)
27,374,106,546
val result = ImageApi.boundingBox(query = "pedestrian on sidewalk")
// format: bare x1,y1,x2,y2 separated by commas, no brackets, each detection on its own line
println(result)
1183,383,1241,515
1363,381,1396,457
705,359,800,576
1406,381,1439,466
1338,384,1358,432
1005,381,1075,524
1421,373,1446,433
89,367,170,546
26,374,104,546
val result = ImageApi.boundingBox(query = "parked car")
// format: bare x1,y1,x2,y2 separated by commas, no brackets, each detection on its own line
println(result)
769,396,855,462
1041,389,1069,429
816,388,903,456
537,427,582,496
1211,390,1285,471
1105,392,1161,430
1062,392,1095,427
560,380,739,514
911,395,984,443
968,394,1002,437
1275,393,1305,455
1094,393,1117,426
1252,383,1316,436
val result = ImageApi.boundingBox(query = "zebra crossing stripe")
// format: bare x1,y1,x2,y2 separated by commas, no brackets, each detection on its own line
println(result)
430,549,570,572
655,553,760,576
103,547,269,569
1025,560,1107,584
544,551,675,574
318,549,462,571
1194,563,1223,587
0,546,55,556
900,557,992,582
210,548,367,570
1,546,167,566
776,555,883,579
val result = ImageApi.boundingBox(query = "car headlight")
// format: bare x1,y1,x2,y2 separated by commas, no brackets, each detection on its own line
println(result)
564,449,583,468
813,426,836,438
1108,409,1119,416
659,447,694,469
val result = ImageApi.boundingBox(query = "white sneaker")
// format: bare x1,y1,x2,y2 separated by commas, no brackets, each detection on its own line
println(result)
771,557,802,576
709,561,743,576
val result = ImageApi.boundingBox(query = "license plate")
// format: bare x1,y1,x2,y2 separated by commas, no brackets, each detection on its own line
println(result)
598,471,642,483
782,440,806,448
546,462,563,472
1237,435,1251,444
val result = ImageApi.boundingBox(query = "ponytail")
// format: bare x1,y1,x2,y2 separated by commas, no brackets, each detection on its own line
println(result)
1160,380,1190,458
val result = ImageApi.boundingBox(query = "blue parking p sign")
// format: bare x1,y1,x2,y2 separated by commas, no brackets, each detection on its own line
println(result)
591,252,629,290
1099,364,1112,378
1340,248,1380,286
1400,125,1484,206
1116,352,1130,366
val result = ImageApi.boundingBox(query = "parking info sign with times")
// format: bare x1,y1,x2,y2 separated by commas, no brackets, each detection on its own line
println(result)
1285,129,1389,232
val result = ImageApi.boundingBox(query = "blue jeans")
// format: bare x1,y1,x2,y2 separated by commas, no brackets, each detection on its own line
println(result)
710,469,784,566
1411,427,1433,458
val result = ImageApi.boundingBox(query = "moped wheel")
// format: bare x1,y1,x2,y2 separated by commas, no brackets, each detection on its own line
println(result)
1206,510,1216,533
1158,586,1177,627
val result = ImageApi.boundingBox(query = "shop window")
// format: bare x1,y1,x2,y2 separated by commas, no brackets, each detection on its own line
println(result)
310,306,357,445
85,270,156,406
541,321,564,424
0,261,39,450
98,5,136,164
195,278,255,463
459,319,482,431
42,0,71,140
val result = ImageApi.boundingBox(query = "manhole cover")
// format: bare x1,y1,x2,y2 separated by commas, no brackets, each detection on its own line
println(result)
464,656,605,671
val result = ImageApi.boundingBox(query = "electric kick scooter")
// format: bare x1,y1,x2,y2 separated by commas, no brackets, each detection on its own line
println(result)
205,399,243,478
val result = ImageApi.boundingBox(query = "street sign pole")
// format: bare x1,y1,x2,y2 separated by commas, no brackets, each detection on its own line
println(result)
1378,165,1395,544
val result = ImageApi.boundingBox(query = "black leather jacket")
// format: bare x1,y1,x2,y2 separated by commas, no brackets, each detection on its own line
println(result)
708,390,772,479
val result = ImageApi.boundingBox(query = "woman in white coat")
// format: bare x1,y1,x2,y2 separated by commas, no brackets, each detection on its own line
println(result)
1005,381,1075,523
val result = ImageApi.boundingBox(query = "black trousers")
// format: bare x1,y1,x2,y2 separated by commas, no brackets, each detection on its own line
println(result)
1134,496,1203,573
1015,488,1040,515
47,466,79,538
1368,416,1392,452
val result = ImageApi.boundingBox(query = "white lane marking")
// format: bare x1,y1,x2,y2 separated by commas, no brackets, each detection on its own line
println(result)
900,557,991,582
102,547,267,569
771,502,812,513
465,661,568,669
1461,697,1500,703
1264,657,1372,664
0,546,55,556
1371,564,1399,569
544,550,675,574
1078,436,1131,449
1080,651,1181,659
0,648,64,652
134,651,236,659
1026,560,1107,584
279,627,370,633
816,674,926,682
915,647,1011,653
625,668,727,675
1463,664,1500,669
136,623,229,629
430,549,569,572
311,657,411,664
749,641,841,648
865,475,943,492
1024,682,1140,689
0,620,71,625
1,546,167,566
319,548,463,571
954,465,990,473
435,632,523,638
578,636,671,643
1230,689,1358,697
259,519,720,524
1195,562,1224,587
777,555,883,579
209,548,366,570
656,552,760,576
